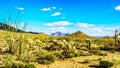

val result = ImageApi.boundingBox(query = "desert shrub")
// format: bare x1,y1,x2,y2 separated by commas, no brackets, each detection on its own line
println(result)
62,50,76,58
5,54,15,68
6,61,36,68
74,52,80,57
89,49,98,54
61,44,77,58
67,53,75,58
10,61,25,68
19,51,36,63
25,63,36,68
37,53,56,64
75,50,91,57
73,42,83,50
100,45,113,50
79,51,90,56
54,52,64,59
99,60,113,68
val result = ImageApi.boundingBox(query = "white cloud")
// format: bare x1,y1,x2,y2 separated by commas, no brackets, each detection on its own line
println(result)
52,6,56,9
41,8,51,11
51,12,61,16
45,21,72,27
50,27,66,32
93,28,103,33
41,6,57,11
77,23,95,28
15,6,24,10
115,5,120,11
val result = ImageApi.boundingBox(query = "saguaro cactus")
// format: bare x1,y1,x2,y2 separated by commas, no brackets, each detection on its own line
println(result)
86,39,91,49
114,30,119,45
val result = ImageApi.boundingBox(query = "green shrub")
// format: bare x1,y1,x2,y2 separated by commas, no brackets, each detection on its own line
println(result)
5,54,15,68
61,50,75,58
19,51,36,63
74,52,80,57
25,63,36,68
79,52,90,56
11,61,25,68
54,52,64,59
100,45,114,50
67,53,75,58
100,60,113,68
37,53,56,64
6,61,36,68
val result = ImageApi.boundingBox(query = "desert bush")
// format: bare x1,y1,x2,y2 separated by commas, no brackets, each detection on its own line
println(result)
25,63,36,68
19,51,36,63
89,49,99,54
67,53,75,58
62,49,76,58
37,53,56,64
5,34,25,57
6,38,16,54
54,52,64,59
99,60,113,68
61,44,78,58
100,45,113,50
79,51,90,56
10,61,25,68
6,61,36,68
5,54,16,68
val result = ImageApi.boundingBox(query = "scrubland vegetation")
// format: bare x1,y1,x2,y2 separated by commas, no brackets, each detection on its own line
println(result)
0,29,120,68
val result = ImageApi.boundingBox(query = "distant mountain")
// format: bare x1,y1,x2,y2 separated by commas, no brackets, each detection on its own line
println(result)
39,32,49,36
93,36,114,38
69,31,90,38
103,35,114,38
28,31,39,34
0,23,25,32
93,36,104,38
51,31,69,36
0,22,40,34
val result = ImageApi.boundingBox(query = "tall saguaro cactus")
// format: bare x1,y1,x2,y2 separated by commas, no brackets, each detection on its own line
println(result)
115,30,119,45
86,39,91,49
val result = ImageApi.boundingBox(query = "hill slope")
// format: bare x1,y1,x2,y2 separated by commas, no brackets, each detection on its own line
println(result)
0,22,40,34
69,31,90,38
0,23,24,32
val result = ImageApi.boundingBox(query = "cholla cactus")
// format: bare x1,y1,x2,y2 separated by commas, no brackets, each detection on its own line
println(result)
26,38,34,46
6,38,16,54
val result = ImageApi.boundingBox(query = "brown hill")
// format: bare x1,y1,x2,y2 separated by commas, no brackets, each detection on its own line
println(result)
69,31,90,38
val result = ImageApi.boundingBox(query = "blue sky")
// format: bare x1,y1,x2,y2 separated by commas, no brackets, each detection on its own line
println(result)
0,0,120,36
